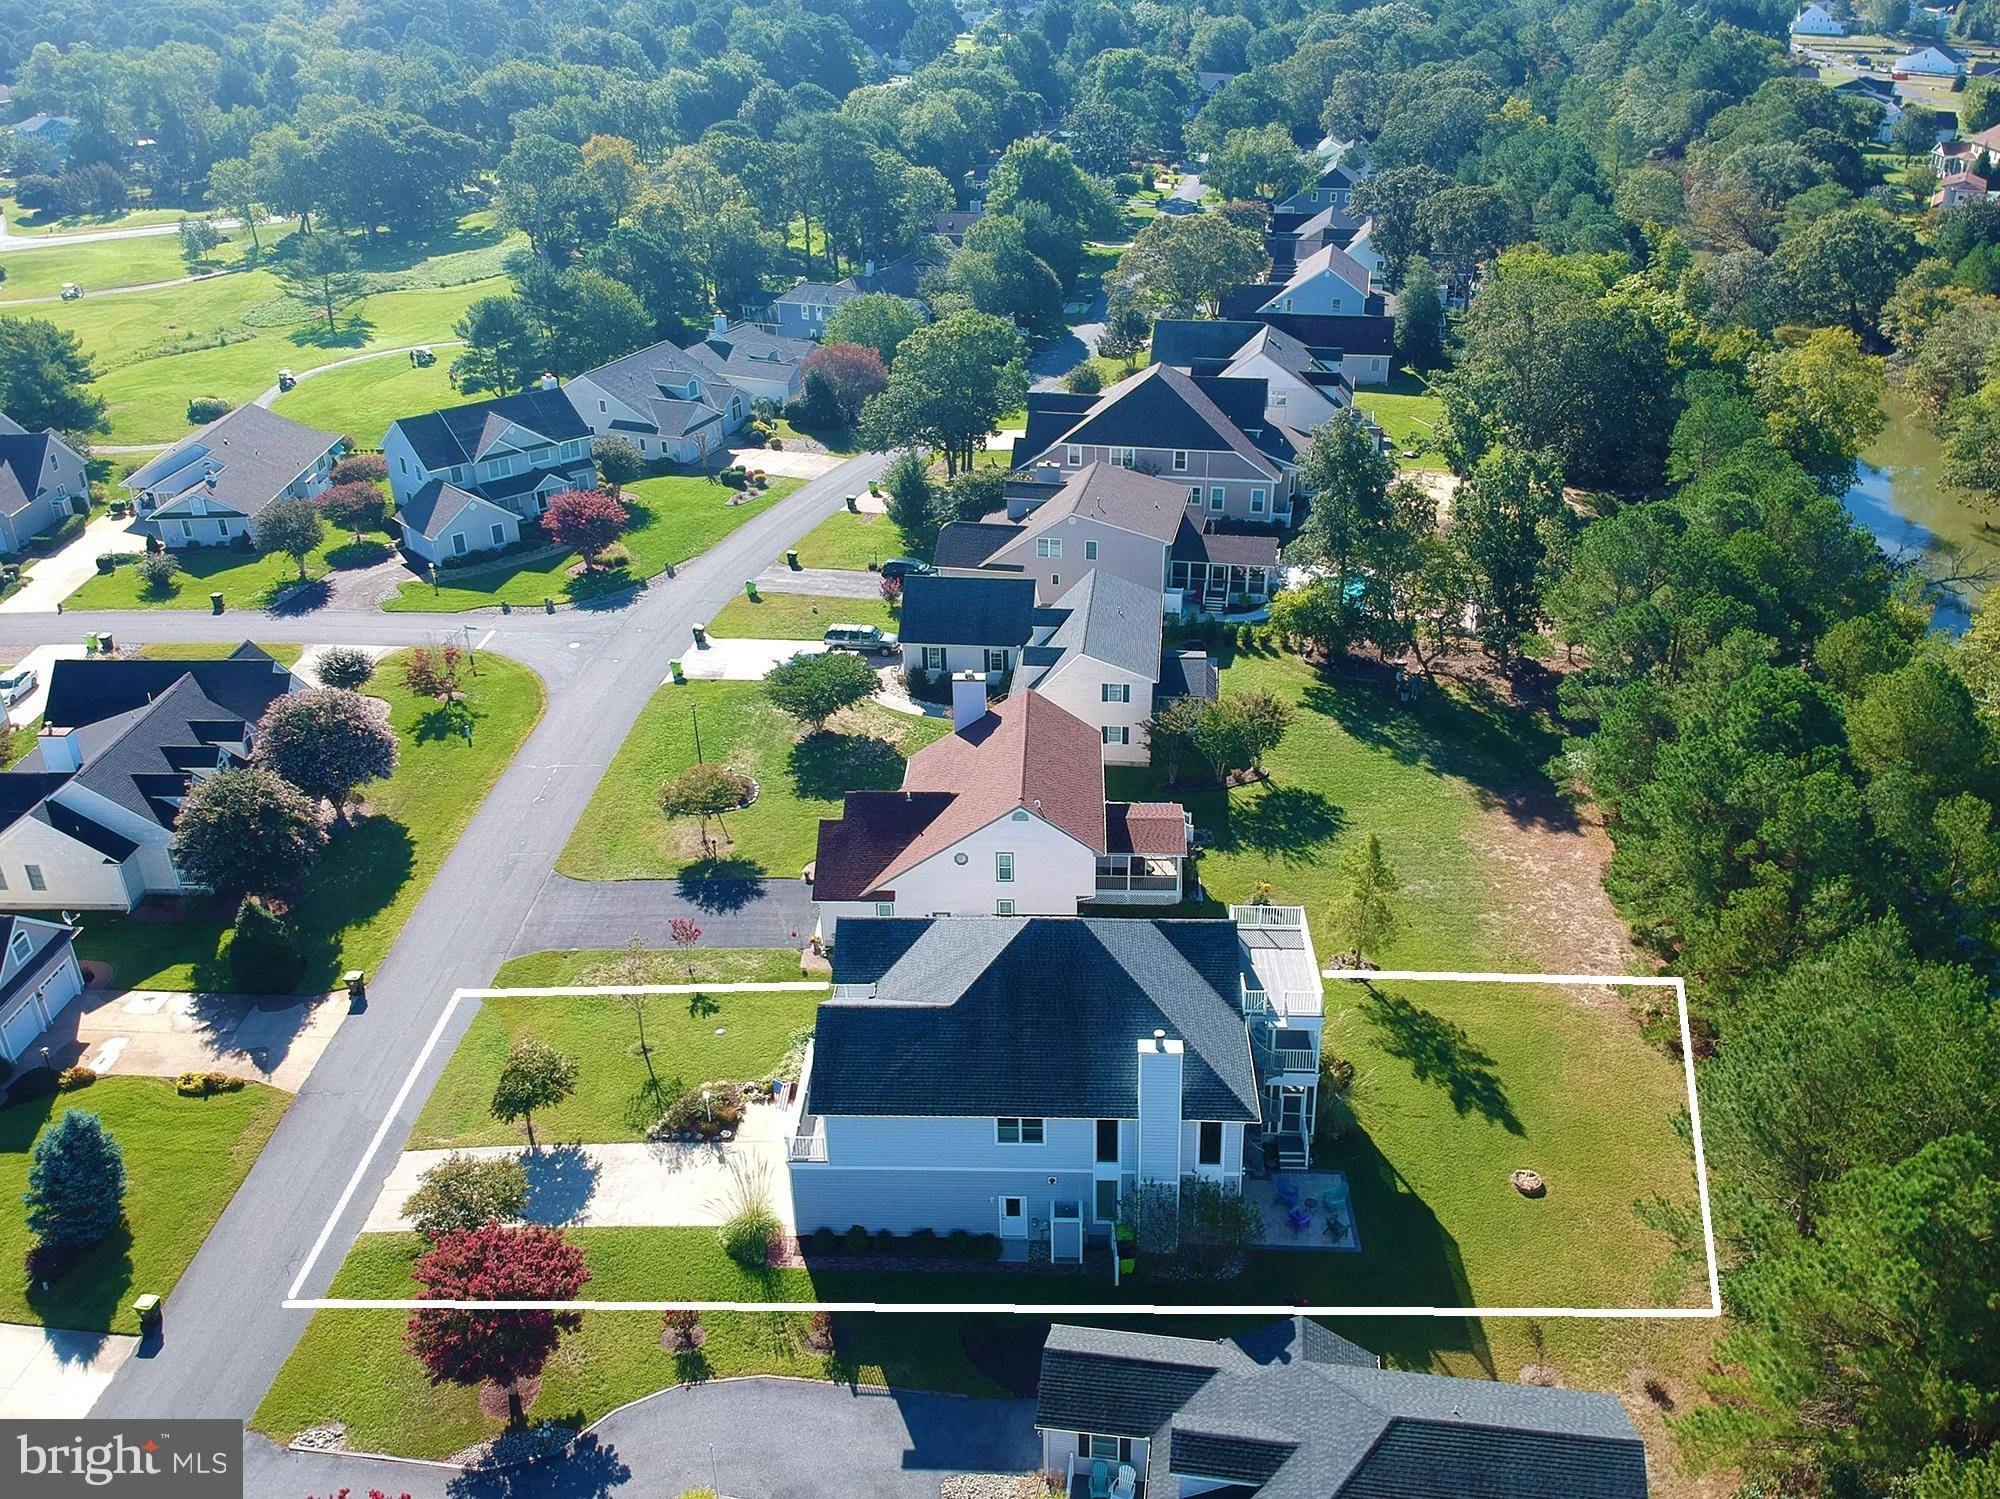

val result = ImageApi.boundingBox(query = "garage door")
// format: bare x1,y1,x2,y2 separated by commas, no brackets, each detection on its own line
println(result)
0,958,82,1063
1,993,44,1062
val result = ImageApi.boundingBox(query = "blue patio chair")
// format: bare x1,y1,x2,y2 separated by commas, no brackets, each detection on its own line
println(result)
1089,1458,1112,1498
1287,1204,1313,1234
1274,1176,1301,1207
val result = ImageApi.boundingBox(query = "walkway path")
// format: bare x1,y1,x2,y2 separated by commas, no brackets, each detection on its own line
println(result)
509,873,818,953
0,1325,135,1420
0,265,252,307
87,451,886,1427
244,1379,1040,1499
0,513,143,614
250,340,465,409
0,208,281,249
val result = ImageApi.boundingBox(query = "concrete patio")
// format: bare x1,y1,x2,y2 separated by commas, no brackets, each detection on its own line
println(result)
1246,1170,1360,1253
677,635,826,682
362,1095,800,1233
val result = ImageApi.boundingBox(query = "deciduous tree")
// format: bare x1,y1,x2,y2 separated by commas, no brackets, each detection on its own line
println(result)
490,1040,578,1152
543,489,629,567
405,1222,589,1422
253,688,399,814
168,768,327,896
253,496,326,580
763,651,879,733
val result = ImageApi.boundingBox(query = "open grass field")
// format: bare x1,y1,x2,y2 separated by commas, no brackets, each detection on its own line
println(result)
269,354,462,448
64,529,396,611
51,648,543,991
410,968,818,1149
707,592,899,640
384,476,802,612
0,223,294,302
557,679,947,881
0,1078,289,1333
1,197,192,234
1355,370,1447,471
785,508,927,570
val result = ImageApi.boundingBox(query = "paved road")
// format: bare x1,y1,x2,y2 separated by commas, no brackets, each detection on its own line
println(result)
249,341,466,410
0,209,281,249
510,875,818,954
1029,290,1107,392
1170,169,1205,205
0,266,250,307
91,452,885,1427
245,1380,1039,1499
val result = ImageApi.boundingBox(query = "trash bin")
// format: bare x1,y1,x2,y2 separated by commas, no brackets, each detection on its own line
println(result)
210,591,224,615
132,1293,161,1333
744,580,759,600
544,598,555,613
692,623,708,646
786,549,800,570
500,600,511,614
669,660,685,684
343,970,366,1004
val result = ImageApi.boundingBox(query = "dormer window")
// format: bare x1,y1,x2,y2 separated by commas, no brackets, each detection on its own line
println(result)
9,931,31,965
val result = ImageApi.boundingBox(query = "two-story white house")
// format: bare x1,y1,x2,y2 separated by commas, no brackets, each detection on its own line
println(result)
381,383,596,563
0,645,301,912
565,322,816,466
0,913,86,1065
786,905,1327,1257
1790,4,1846,36
1019,571,1173,764
1012,364,1304,526
123,406,344,550
810,684,1193,925
0,415,89,554
1255,241,1374,317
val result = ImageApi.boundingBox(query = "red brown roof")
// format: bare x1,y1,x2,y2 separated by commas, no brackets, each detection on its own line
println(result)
1106,802,1189,856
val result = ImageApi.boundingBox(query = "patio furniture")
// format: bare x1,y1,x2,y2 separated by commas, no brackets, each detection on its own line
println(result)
1089,1458,1112,1498
1274,1176,1301,1207
1287,1204,1313,1234
1113,1463,1138,1499
1324,1213,1350,1245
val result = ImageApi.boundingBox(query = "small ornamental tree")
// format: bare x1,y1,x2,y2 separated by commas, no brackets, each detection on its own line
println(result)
228,896,303,991
403,644,465,702
764,651,878,734
1327,832,1403,966
317,481,387,541
330,453,388,486
592,435,645,489
24,1110,127,1251
252,687,400,815
253,496,326,580
1149,694,1209,785
405,1222,590,1422
1061,362,1103,394
543,488,629,567
879,573,903,604
404,1153,530,1240
168,767,327,896
316,646,375,690
799,343,888,425
136,551,180,596
490,1039,579,1151
669,916,702,978
658,762,750,859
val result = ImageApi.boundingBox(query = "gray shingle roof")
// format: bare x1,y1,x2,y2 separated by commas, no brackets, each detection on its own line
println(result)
1036,1322,1648,1499
0,428,78,518
393,479,506,541
1027,571,1163,683
388,388,588,473
123,405,342,523
808,917,1262,1122
898,573,1037,647
933,520,1023,569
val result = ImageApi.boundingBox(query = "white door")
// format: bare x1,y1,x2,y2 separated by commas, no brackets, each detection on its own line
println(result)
1,995,43,1061
998,1195,1027,1239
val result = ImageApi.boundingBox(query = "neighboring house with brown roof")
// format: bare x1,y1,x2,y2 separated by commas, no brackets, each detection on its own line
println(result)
125,406,345,550
0,417,88,554
809,684,1192,929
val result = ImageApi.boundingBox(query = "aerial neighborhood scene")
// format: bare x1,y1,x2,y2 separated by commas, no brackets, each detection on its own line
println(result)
0,0,1996,1496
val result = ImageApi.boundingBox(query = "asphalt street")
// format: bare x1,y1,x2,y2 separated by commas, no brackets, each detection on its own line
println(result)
88,452,887,1426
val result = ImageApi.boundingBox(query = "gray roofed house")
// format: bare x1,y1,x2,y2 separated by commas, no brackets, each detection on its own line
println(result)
0,910,87,1064
755,248,937,340
0,645,300,913
124,405,345,551
0,421,88,554
1026,571,1164,685
899,573,1039,650
1151,319,1356,429
1037,1319,1648,1499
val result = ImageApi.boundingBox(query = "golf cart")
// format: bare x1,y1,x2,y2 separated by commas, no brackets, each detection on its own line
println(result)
410,346,436,367
59,282,82,300
276,369,298,393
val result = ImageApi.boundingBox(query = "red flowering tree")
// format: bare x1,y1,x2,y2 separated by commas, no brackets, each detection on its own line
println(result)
405,1222,590,1422
800,343,888,425
316,481,387,541
543,488,629,567
669,916,702,977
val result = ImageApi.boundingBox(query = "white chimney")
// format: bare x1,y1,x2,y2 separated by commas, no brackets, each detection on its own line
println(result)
38,726,81,773
713,313,729,333
951,670,988,731
1136,1031,1184,1187
864,259,876,277
970,197,983,213
538,372,558,391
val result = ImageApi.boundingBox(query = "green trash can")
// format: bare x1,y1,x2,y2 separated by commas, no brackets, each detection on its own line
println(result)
132,1293,161,1332
210,591,224,614
744,579,759,600
669,660,685,684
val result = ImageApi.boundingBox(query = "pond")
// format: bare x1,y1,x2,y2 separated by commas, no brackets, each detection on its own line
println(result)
1841,393,2000,633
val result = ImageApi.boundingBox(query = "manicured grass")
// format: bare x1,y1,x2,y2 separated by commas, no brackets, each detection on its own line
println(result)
1355,370,1447,471
706,592,899,641
0,223,292,301
411,969,819,1149
493,948,810,989
0,197,190,233
269,355,462,448
787,508,927,570
769,419,863,456
0,1078,289,1333
5,716,41,767
133,641,304,666
64,530,396,611
557,679,947,880
383,477,803,612
55,648,544,991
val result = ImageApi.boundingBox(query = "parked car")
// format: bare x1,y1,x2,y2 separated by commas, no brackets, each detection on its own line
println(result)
824,623,898,654
0,664,38,705
879,557,935,580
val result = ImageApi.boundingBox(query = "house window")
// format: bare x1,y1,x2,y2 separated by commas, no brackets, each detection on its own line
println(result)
1198,1121,1224,1166
491,523,506,545
1188,485,1202,504
873,901,895,917
1094,1178,1120,1222
9,931,30,965
1080,1435,1133,1465
1208,487,1225,512
1011,809,1030,820
922,646,946,671
731,398,742,420
996,851,1014,882
1101,683,1131,703
1273,391,1288,408
1066,445,1082,466
997,1117,1044,1144
1111,447,1136,468
1171,450,1187,472
1037,537,1061,558
984,648,1008,674
1096,1119,1119,1163
995,898,1014,915
1084,540,1097,560
1250,489,1267,515
1102,725,1130,745
452,533,467,556
598,400,606,413
24,865,45,893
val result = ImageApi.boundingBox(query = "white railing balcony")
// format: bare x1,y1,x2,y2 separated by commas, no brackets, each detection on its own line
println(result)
787,1115,828,1163
1231,904,1303,928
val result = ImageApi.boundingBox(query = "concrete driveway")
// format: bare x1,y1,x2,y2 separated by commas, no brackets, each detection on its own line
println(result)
2,514,144,614
754,565,890,599
246,1379,1041,1499
2,640,88,726
0,1325,135,1419
41,987,348,1093
510,874,818,953
681,635,825,681
734,448,847,479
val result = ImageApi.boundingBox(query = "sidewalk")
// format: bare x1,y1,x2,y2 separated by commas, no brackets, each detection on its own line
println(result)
1,514,143,614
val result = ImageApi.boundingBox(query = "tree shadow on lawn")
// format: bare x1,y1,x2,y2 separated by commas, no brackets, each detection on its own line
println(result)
262,577,329,615
413,699,490,745
287,312,376,352
292,817,416,989
24,1220,137,1335
444,1429,631,1499
1361,985,1521,1134
1299,678,1578,836
786,731,905,802
1210,783,1346,864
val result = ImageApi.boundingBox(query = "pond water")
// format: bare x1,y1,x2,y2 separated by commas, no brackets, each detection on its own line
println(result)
1840,393,2000,634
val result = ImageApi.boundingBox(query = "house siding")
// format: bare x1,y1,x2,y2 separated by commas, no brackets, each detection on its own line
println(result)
0,810,144,911
888,811,1097,915
1031,446,1291,526
0,941,85,1062
984,519,1169,606
899,641,1021,683
1032,657,1155,766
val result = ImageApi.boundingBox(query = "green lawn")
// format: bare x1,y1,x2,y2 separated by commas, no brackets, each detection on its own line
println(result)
133,641,304,665
64,529,396,611
770,419,862,456
56,648,544,991
706,592,899,641
383,477,803,612
411,971,818,1149
0,197,190,234
0,222,291,301
0,1078,289,1333
1355,370,1447,471
786,508,927,570
558,679,947,881
492,948,808,989
269,355,462,448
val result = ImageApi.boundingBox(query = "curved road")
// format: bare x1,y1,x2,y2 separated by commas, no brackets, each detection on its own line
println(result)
246,1379,1038,1499
13,455,889,1443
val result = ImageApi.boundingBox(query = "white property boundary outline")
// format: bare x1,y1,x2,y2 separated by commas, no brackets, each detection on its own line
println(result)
284,970,1721,1320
